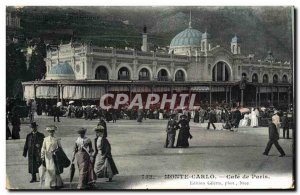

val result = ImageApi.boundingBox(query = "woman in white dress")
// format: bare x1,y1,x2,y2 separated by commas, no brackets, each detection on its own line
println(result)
41,125,64,189
239,113,250,127
250,108,259,127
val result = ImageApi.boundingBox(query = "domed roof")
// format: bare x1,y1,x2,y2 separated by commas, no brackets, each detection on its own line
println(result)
170,27,202,47
202,32,211,39
231,35,241,43
46,62,75,80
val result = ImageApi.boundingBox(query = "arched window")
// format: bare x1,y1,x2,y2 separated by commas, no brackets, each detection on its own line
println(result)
175,70,185,81
263,74,269,83
282,75,288,83
118,67,130,80
157,69,169,81
273,75,279,84
212,62,229,81
242,73,247,79
139,68,150,80
95,66,108,80
252,73,258,83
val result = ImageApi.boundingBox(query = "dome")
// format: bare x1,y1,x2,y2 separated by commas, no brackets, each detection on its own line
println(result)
231,35,240,43
170,27,202,47
46,62,75,80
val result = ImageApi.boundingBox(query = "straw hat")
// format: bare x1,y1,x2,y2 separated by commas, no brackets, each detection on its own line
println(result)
45,125,57,132
94,125,104,133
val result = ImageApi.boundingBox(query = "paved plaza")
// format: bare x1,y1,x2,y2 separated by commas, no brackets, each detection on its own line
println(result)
6,117,294,190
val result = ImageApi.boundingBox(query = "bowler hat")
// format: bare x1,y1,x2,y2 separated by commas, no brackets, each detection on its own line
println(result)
30,122,38,128
45,125,57,132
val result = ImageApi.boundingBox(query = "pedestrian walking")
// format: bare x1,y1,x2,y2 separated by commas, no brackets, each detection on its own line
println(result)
71,128,95,189
176,115,192,148
53,105,60,122
272,111,281,133
164,114,179,148
281,112,290,139
23,122,45,183
93,125,119,182
98,115,107,138
207,108,216,130
263,120,285,157
41,125,64,189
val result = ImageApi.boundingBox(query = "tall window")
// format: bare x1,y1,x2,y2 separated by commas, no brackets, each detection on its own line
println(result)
175,70,185,81
157,69,169,81
263,74,269,83
282,75,288,83
252,73,258,83
139,68,150,80
273,75,278,84
212,62,229,81
118,67,130,80
95,66,108,80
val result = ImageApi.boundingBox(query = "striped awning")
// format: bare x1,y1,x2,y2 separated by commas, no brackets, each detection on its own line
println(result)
191,86,210,92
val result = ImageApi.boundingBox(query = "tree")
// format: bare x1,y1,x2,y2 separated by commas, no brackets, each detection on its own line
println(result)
27,39,46,80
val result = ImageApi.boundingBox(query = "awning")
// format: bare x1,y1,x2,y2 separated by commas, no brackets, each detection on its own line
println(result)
191,86,210,92
63,85,105,99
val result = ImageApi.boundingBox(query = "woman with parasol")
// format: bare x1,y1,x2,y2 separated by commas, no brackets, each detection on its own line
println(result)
93,125,119,182
40,125,64,189
71,127,95,189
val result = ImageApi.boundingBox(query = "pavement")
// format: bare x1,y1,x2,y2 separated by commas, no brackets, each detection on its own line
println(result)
6,117,294,190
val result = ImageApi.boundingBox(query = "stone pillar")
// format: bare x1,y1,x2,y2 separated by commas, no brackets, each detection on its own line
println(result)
60,85,64,105
33,84,37,100
229,86,232,103
241,89,244,107
214,65,218,81
271,86,274,106
209,84,212,107
258,86,261,107
255,86,258,108
57,85,60,103
277,87,280,106
222,63,225,81
111,58,117,80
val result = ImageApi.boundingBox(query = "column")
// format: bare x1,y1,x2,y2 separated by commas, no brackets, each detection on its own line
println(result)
214,65,218,81
271,87,274,106
229,86,232,102
277,87,280,106
225,86,228,103
129,85,132,103
33,84,37,100
241,89,244,107
209,84,212,107
222,63,225,81
60,85,64,105
255,86,258,108
57,85,60,103
287,87,291,107
258,86,261,107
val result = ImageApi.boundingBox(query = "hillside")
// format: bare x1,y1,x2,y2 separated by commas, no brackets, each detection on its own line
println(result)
8,6,293,61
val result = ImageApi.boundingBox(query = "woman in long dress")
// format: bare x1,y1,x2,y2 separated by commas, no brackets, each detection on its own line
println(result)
176,115,192,148
41,125,64,189
239,113,250,127
72,128,95,189
93,126,118,182
250,108,259,127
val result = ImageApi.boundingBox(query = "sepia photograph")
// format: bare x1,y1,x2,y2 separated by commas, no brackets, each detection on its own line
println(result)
5,5,295,190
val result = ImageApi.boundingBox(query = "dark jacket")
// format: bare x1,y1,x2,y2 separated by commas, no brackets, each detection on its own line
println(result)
23,131,45,173
208,111,217,123
100,138,119,175
53,147,71,174
281,116,289,129
269,123,279,141
166,119,178,134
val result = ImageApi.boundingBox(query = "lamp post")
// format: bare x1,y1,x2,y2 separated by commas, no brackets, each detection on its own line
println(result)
239,76,247,107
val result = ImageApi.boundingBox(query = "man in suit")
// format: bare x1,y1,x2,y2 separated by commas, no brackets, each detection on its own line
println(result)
53,105,60,122
263,120,285,157
281,112,290,139
207,108,216,130
23,122,45,182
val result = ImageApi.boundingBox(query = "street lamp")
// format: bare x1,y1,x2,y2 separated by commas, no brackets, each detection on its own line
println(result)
239,75,247,107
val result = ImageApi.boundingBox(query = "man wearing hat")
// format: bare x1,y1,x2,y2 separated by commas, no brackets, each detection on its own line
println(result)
281,112,290,139
23,122,45,183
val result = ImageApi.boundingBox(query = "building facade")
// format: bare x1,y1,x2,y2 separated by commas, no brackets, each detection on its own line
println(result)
22,22,293,109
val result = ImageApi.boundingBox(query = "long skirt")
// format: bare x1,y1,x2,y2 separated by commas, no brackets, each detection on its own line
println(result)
44,154,63,188
94,155,118,179
11,126,20,139
176,130,190,148
76,151,95,189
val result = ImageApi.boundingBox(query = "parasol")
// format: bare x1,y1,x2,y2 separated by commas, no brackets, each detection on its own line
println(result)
261,107,266,111
69,101,75,104
239,107,250,113
69,163,75,188
57,102,62,107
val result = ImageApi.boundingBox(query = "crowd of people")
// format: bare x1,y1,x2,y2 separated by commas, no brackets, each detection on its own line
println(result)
22,118,118,189
7,98,293,189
